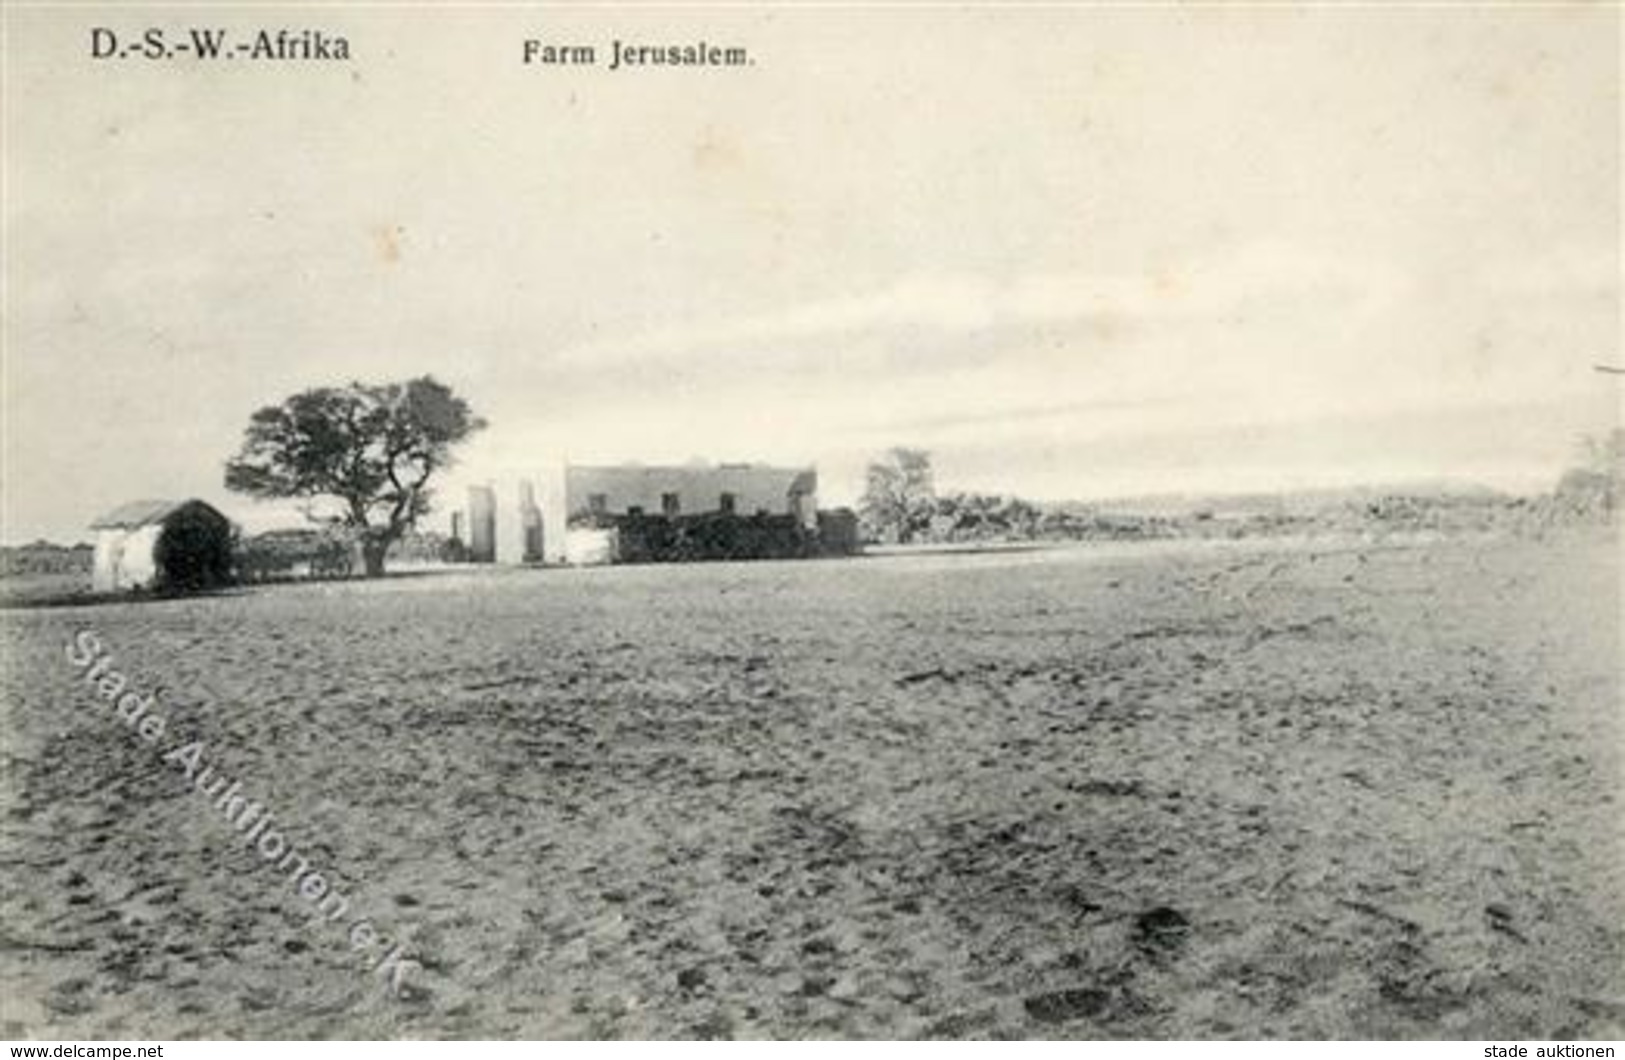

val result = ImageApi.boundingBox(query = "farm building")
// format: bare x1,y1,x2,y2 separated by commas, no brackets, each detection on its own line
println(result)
566,463,822,564
567,463,818,527
461,462,855,565
89,499,234,593
465,482,543,564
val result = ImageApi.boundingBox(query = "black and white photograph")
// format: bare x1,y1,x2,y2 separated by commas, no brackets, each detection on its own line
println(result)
1,1,1620,1044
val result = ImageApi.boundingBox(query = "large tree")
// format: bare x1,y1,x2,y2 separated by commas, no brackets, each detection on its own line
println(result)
859,447,936,544
225,376,485,577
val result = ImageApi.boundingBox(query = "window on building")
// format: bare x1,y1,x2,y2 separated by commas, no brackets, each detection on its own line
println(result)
627,506,644,518
662,492,681,517
719,492,737,515
587,493,608,516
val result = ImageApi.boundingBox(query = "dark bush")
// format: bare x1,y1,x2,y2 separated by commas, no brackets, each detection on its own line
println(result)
153,502,235,592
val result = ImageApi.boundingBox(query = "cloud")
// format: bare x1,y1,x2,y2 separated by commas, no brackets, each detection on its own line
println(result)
878,395,1178,434
548,240,1410,374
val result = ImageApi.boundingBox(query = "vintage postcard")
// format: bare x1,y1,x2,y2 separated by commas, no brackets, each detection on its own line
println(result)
1,1,1620,1043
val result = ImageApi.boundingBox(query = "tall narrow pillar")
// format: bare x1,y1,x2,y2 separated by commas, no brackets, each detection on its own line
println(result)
468,485,496,563
495,479,531,566
539,461,569,565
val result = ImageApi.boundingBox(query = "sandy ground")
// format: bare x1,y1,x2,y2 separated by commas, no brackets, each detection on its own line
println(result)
0,531,1619,1039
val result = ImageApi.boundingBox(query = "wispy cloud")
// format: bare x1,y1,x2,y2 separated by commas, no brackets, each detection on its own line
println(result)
549,240,1409,373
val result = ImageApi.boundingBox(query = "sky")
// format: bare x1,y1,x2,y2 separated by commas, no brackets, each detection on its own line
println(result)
3,4,1620,543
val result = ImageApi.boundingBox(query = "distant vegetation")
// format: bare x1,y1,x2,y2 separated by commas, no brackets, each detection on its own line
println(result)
0,541,92,578
1551,428,1622,520
235,527,461,583
856,434,1623,548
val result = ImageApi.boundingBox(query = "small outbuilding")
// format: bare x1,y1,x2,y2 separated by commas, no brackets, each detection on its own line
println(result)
90,499,235,593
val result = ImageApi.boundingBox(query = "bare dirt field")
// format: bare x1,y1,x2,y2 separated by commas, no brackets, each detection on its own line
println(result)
1,531,1620,1039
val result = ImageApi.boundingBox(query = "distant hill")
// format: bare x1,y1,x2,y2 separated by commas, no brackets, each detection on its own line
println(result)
903,479,1591,548
1064,481,1511,519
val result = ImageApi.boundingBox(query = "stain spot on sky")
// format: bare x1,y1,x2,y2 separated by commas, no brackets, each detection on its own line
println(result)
693,127,742,172
1152,267,1185,300
373,224,405,264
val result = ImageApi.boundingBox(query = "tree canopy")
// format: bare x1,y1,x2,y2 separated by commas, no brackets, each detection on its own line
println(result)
859,447,936,544
225,376,485,576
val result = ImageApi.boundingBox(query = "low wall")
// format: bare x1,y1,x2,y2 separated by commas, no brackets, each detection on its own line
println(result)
576,510,861,564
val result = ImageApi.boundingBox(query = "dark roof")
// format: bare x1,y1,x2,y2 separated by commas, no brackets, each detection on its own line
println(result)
89,499,224,530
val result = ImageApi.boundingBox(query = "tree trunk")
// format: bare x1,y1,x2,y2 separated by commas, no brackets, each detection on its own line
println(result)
361,540,388,578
